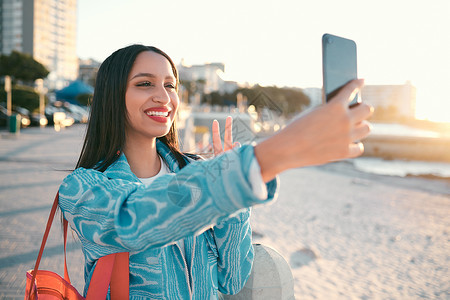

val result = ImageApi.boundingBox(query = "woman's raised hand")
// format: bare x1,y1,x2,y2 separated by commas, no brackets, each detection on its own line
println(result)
254,79,373,182
212,116,240,156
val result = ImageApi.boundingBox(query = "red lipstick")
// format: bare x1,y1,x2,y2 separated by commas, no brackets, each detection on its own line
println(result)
144,107,171,123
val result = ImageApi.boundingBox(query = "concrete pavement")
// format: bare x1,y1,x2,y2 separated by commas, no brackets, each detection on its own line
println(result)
0,125,86,299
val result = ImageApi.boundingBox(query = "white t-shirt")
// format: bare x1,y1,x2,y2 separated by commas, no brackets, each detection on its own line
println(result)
139,155,170,185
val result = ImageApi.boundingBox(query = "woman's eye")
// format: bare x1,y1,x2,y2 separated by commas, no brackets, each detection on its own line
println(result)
136,81,152,87
165,83,176,89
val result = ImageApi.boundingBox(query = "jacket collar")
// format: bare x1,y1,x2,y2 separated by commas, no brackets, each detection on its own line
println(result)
103,140,182,180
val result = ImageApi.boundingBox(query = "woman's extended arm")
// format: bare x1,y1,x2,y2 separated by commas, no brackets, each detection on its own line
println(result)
59,79,371,258
59,145,277,256
255,79,373,182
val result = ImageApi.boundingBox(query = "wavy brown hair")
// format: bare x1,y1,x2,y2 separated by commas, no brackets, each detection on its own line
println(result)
76,45,187,171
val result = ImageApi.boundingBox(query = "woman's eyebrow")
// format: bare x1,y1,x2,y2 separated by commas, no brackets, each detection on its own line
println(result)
130,72,156,80
130,72,175,81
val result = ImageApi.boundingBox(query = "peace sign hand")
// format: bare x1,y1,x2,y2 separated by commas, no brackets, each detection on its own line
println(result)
211,116,240,156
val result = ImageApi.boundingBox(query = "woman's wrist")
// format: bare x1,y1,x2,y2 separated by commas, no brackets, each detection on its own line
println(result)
254,135,288,183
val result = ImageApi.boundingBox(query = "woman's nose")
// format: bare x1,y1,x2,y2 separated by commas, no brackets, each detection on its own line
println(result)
152,85,171,104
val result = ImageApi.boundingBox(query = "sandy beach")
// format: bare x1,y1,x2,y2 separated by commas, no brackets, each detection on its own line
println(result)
0,124,449,299
251,162,449,299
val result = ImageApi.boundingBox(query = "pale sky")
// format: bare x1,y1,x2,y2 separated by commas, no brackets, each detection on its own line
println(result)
77,0,450,122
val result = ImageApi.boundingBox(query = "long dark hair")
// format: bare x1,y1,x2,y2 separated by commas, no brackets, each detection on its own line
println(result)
76,44,187,171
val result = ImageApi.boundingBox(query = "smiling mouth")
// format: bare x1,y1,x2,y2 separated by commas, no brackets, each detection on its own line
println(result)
145,111,170,117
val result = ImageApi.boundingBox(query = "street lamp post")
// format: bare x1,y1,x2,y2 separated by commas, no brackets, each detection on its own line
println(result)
5,75,12,116
35,79,47,127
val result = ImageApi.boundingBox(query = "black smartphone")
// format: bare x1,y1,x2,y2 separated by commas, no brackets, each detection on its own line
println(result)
322,33,360,107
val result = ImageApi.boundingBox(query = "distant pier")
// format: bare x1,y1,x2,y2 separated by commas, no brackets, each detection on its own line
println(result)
363,124,450,162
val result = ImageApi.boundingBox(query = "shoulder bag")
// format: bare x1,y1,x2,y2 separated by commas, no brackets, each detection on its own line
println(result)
25,192,129,300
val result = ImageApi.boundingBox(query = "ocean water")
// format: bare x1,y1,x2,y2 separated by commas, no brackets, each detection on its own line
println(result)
351,157,450,179
352,123,450,179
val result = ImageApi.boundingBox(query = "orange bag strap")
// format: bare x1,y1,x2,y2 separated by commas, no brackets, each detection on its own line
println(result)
27,192,129,300
110,252,130,300
63,218,70,282
26,192,60,299
86,252,129,300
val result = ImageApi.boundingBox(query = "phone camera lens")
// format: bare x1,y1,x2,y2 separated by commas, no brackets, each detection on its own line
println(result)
327,37,334,44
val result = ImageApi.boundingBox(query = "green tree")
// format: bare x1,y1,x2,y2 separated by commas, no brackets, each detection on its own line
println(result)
236,85,310,117
0,85,44,112
179,79,206,103
0,51,50,84
201,85,310,117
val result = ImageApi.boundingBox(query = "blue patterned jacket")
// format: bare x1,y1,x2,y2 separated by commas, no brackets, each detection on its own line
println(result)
58,141,278,299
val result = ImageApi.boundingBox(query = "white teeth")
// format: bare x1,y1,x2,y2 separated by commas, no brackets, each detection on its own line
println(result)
146,111,169,117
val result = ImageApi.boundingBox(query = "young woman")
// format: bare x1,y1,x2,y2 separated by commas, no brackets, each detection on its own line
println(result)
58,44,372,299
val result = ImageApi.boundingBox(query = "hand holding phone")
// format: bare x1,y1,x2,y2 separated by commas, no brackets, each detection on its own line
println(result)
322,33,361,107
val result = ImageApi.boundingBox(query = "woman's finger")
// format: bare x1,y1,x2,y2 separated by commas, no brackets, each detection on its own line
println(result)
349,102,374,124
212,120,223,155
351,120,372,142
223,116,233,151
334,79,365,106
348,141,365,158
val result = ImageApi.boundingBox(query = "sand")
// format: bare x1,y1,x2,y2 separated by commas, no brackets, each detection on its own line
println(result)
251,162,450,299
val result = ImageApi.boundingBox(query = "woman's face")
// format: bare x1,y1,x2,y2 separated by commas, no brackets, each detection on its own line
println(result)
125,51,179,142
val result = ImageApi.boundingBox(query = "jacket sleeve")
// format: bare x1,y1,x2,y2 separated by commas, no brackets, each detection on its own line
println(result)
204,208,254,295
58,145,278,258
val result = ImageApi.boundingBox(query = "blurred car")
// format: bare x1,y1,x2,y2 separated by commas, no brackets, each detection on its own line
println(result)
45,101,88,125
0,105,7,128
30,112,48,126
0,104,30,128
53,111,75,128
13,106,31,127
64,102,89,123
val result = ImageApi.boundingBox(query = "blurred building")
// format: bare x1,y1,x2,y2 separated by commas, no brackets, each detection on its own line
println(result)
362,82,416,119
178,60,239,98
0,0,78,90
78,58,101,87
302,83,416,121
